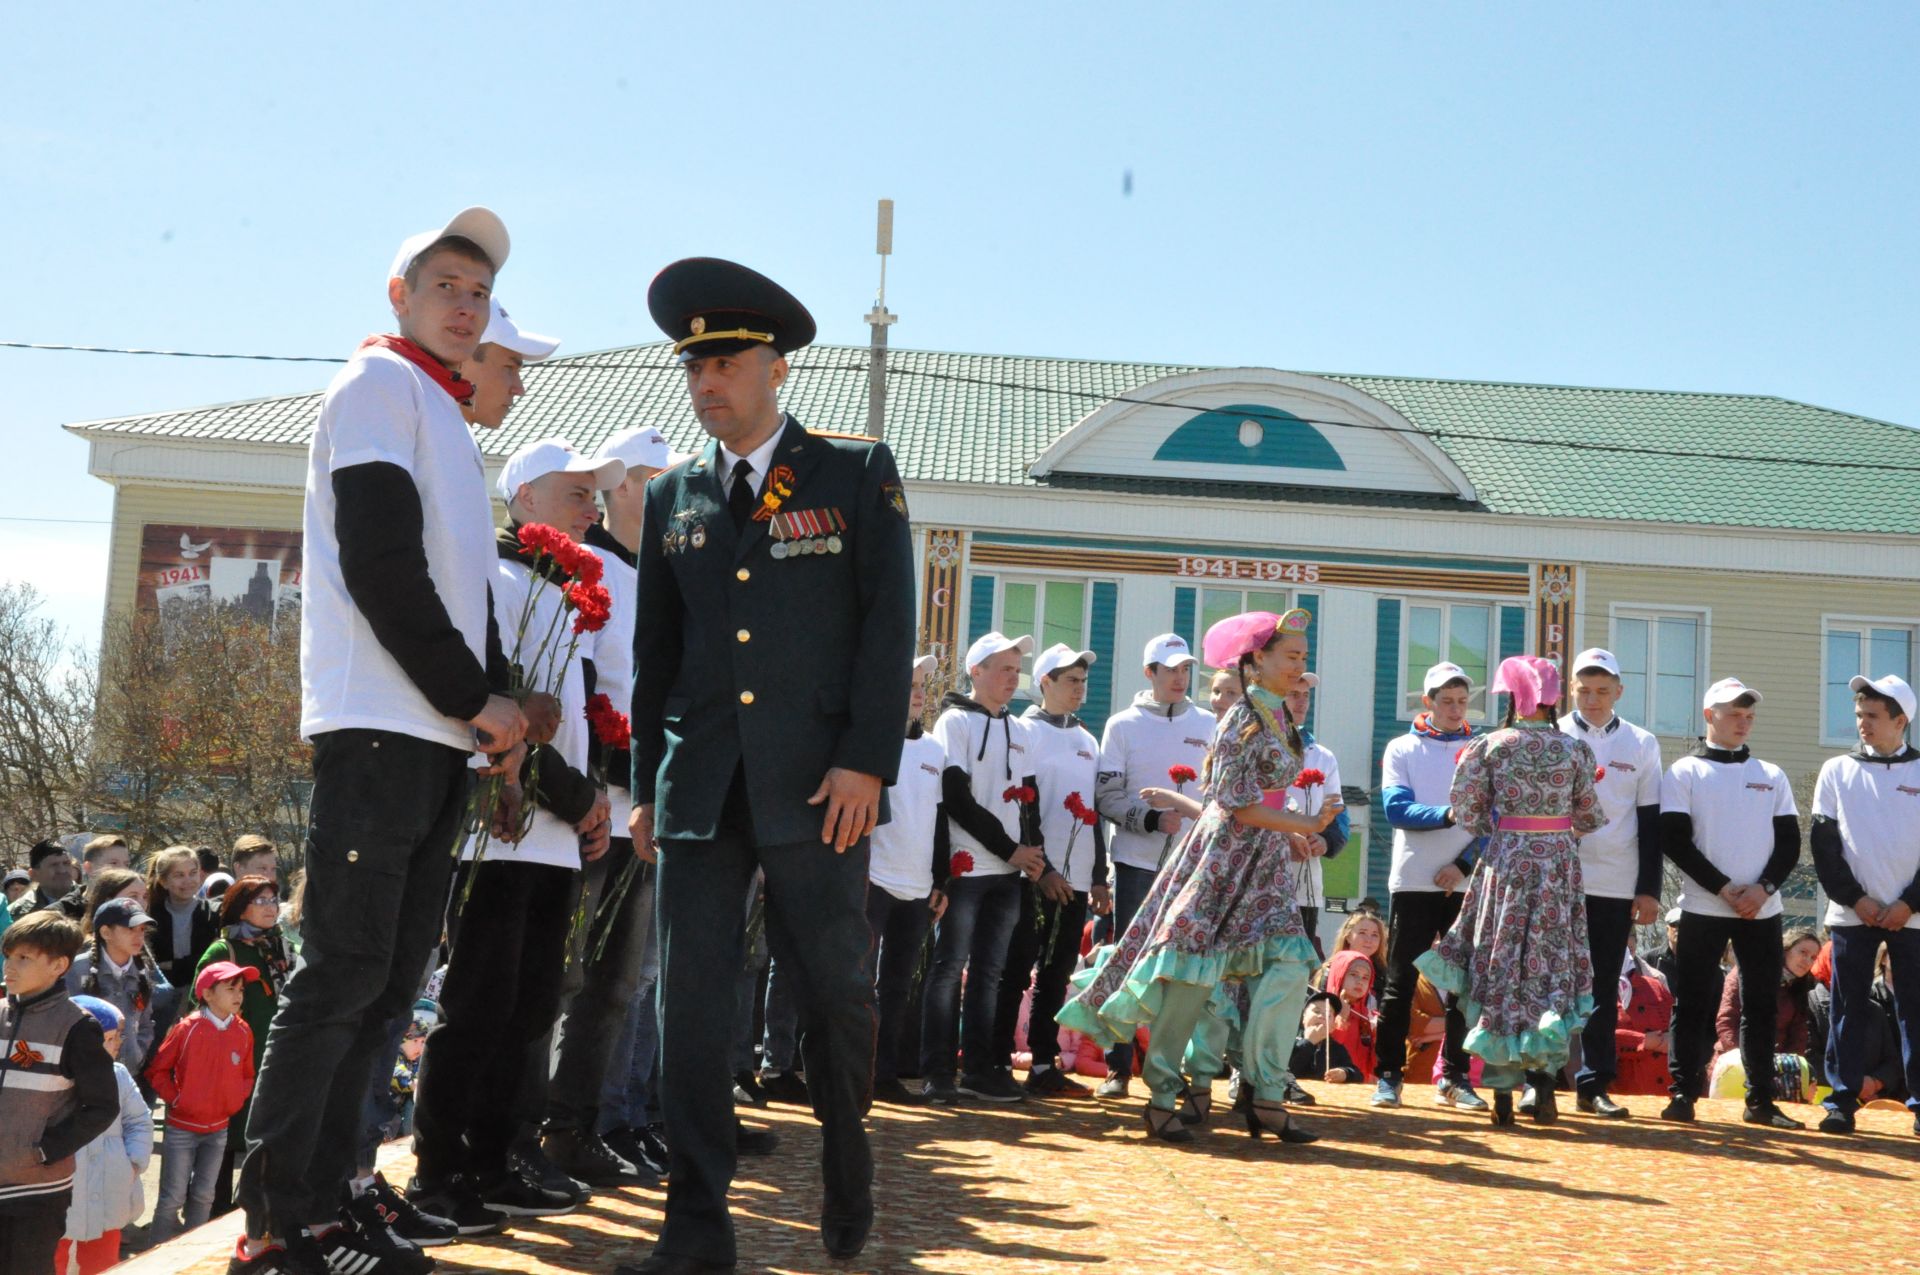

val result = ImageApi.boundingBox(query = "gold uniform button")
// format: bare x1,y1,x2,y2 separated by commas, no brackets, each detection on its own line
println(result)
739,690,755,705
736,568,750,582
737,629,751,643
347,850,359,863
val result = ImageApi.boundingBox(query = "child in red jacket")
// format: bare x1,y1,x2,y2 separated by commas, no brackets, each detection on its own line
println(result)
146,961,257,1243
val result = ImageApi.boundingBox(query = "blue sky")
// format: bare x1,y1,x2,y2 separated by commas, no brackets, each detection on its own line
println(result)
5,3,1917,651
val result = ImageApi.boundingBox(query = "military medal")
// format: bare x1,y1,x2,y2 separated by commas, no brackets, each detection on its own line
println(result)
827,534,843,554
690,526,707,549
770,540,789,559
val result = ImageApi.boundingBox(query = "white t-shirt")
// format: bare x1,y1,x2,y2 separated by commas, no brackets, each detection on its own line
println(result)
1562,714,1664,899
1286,740,1342,909
931,706,1031,877
1097,698,1216,872
1023,709,1103,894
584,542,638,833
870,733,945,901
461,558,589,872
1380,731,1474,893
1661,753,1797,920
300,347,496,752
1814,751,1920,930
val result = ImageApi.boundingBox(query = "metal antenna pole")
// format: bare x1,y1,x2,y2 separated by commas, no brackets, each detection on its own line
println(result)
864,199,897,440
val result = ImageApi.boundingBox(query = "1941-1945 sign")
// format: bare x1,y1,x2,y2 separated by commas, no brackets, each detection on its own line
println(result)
1175,556,1321,583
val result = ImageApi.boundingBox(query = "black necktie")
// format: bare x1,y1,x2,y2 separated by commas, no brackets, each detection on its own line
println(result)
728,458,756,531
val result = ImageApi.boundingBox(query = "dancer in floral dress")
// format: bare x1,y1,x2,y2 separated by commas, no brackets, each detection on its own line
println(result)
1058,609,1342,1144
1416,654,1605,1126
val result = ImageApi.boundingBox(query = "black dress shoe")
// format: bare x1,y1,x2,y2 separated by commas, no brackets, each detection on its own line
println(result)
612,1253,737,1274
732,1070,768,1107
1576,1093,1629,1119
759,1069,810,1105
821,1196,874,1260
735,1122,780,1157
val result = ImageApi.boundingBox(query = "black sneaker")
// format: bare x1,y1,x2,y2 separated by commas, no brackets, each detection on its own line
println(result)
356,1174,458,1248
759,1069,810,1105
405,1174,507,1237
308,1221,431,1274
1282,1079,1317,1106
477,1168,578,1217
639,1124,672,1173
1817,1109,1855,1134
922,1076,960,1105
1024,1067,1090,1098
1659,1096,1695,1123
604,1126,668,1179
1743,1102,1805,1130
732,1069,768,1106
509,1144,589,1206
736,1122,780,1156
957,1069,1027,1103
339,1189,438,1270
873,1076,922,1105
226,1235,330,1275
542,1127,653,1187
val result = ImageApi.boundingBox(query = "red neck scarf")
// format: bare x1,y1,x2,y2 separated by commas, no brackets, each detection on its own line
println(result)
359,334,474,405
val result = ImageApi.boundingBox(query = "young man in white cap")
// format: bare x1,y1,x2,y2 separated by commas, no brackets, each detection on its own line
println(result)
410,438,624,1222
540,425,687,1184
920,632,1045,1104
1090,633,1214,1097
1558,648,1665,1119
1371,662,1486,1113
1810,674,1920,1137
1658,677,1803,1129
235,209,530,1275
460,298,559,432
866,654,950,1105
997,643,1110,1098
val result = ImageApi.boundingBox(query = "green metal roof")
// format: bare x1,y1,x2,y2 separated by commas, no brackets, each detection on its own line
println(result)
66,341,1920,536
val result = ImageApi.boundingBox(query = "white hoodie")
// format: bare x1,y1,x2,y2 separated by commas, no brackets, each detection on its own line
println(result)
1096,690,1216,872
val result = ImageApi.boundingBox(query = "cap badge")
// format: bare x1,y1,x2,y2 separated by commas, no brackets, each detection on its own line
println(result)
689,316,707,336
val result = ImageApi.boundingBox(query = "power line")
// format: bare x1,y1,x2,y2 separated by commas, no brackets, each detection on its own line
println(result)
0,515,112,526
9,338,1920,476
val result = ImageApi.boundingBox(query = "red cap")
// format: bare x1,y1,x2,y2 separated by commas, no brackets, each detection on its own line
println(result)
195,960,261,1000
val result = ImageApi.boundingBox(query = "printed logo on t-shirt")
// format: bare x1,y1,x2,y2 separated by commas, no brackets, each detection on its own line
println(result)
1010,742,1026,753
1745,782,1775,792
1077,749,1094,760
1611,760,1637,773
1184,737,1208,748
1897,785,1920,797
919,762,940,777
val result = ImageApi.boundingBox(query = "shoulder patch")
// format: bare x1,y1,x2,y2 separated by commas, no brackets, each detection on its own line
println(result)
883,481,910,520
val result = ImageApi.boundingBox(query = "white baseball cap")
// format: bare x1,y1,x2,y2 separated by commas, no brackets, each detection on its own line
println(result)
480,298,559,361
1571,648,1622,678
964,631,1034,672
1144,633,1197,668
1422,662,1471,694
1295,671,1319,691
1702,677,1762,709
595,426,690,475
388,206,510,283
497,437,625,504
1850,673,1916,723
1034,643,1097,682
912,653,939,677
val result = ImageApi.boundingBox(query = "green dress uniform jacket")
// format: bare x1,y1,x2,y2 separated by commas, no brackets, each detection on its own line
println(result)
630,415,916,842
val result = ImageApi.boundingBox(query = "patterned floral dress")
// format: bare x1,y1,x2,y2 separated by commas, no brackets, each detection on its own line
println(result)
1415,721,1605,1086
1058,699,1318,1048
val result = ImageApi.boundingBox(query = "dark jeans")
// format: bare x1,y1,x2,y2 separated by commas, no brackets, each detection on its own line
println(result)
992,883,1090,1070
652,782,875,1267
1576,895,1636,1098
1825,924,1920,1115
1670,911,1783,1102
545,838,654,1133
413,858,576,1180
1375,890,1469,1085
237,728,469,1238
0,1203,66,1275
919,872,1022,1080
864,888,933,1084
1101,863,1157,1079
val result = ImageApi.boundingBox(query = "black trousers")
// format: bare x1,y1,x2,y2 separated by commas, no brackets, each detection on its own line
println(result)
542,837,654,1134
1576,895,1636,1098
238,729,469,1238
651,779,875,1267
864,888,932,1084
413,858,576,1180
992,883,1091,1070
0,1202,67,1275
1670,911,1783,1102
1374,890,1470,1084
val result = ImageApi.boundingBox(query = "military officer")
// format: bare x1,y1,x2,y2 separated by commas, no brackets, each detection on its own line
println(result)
620,258,915,1274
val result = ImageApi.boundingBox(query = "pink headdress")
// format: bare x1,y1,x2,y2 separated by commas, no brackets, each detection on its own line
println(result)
1202,608,1310,669
1491,654,1562,718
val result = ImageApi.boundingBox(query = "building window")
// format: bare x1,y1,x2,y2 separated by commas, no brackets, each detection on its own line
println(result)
998,577,1088,700
1612,607,1706,736
1401,602,1494,717
1197,587,1293,670
1823,619,1917,744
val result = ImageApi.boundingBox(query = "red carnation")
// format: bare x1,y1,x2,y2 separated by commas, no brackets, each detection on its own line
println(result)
565,580,613,633
517,523,570,561
1168,765,1198,786
1003,785,1037,804
1064,791,1088,817
1293,768,1327,790
1454,747,1466,765
949,850,975,877
1595,766,1606,782
1080,808,1099,827
586,692,631,748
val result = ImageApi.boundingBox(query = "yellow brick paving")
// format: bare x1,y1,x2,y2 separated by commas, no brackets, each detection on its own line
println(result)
150,1083,1919,1274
